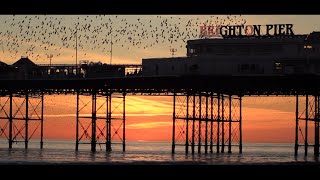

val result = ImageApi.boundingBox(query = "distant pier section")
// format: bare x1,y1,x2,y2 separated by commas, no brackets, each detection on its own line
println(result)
0,57,142,79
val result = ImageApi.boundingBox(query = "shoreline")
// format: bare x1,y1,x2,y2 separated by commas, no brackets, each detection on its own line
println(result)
0,160,319,165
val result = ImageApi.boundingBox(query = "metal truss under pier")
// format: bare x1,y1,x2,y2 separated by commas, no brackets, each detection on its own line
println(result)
295,95,320,157
1,75,320,156
0,91,44,149
75,90,126,152
172,92,242,154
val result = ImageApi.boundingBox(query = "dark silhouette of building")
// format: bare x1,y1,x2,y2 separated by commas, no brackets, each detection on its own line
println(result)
0,61,7,67
81,61,126,78
11,56,44,79
143,31,320,76
0,57,132,80
0,60,16,79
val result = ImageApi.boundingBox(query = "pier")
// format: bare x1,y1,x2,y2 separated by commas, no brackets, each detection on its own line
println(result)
0,75,319,156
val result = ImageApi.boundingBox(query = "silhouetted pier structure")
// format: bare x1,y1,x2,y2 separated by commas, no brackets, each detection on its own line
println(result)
0,75,319,156
0,56,142,79
38,63,142,78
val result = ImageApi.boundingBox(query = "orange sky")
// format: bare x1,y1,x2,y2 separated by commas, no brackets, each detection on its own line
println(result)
1,95,313,144
1,15,320,65
1,15,320,144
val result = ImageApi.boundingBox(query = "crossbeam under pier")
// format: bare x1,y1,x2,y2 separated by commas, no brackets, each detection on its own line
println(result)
0,91,44,149
295,95,320,157
75,89,126,152
171,92,242,154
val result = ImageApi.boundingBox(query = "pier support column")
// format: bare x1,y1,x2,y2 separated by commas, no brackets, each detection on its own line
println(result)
239,96,242,153
228,95,232,154
198,94,202,153
91,91,97,152
106,92,112,151
295,95,299,156
305,95,309,156
217,93,220,153
210,92,213,153
221,94,225,153
9,93,13,148
123,92,126,152
192,95,195,154
75,91,79,151
185,94,189,154
314,95,319,157
40,92,44,149
172,93,176,154
25,90,29,149
205,93,208,154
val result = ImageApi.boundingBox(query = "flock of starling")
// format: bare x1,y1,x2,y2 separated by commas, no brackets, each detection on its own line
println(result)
0,15,247,62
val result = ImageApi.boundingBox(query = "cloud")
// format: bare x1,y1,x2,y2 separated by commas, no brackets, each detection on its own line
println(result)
126,122,171,129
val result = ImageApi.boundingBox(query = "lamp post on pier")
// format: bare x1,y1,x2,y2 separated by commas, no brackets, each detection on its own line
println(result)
47,54,53,74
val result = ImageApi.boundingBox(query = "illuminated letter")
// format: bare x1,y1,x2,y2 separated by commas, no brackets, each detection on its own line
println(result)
278,24,286,35
237,25,243,36
286,24,294,35
253,25,261,36
273,25,278,35
244,25,254,36
228,26,236,36
266,24,273,36
220,26,228,36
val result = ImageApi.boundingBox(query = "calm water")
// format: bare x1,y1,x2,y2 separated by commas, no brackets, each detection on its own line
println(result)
0,139,318,164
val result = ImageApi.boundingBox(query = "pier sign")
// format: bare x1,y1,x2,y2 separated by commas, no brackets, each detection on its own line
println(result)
200,24,295,38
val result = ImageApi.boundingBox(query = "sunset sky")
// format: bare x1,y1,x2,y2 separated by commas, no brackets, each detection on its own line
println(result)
1,15,320,144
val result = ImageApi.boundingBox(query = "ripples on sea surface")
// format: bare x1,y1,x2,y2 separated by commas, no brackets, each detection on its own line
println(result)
0,139,318,164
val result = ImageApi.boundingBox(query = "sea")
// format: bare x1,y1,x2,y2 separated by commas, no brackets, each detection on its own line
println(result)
0,139,319,165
